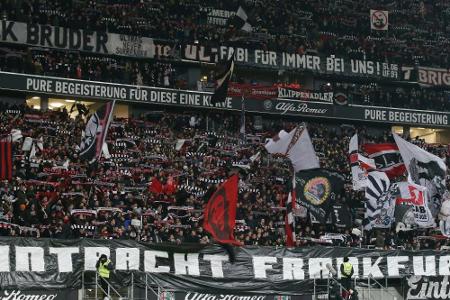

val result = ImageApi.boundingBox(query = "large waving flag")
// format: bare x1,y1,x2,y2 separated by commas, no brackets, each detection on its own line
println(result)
393,133,447,216
349,134,375,190
79,101,115,163
362,143,405,178
265,126,320,172
0,136,13,181
210,55,234,105
394,181,434,231
203,174,240,245
364,171,395,230
294,169,344,223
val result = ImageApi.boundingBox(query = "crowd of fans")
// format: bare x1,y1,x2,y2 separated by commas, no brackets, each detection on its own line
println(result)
331,82,450,111
0,103,449,250
0,47,180,88
1,0,449,67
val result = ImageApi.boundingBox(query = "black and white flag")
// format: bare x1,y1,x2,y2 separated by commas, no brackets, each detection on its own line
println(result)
393,133,447,217
349,134,375,190
79,101,115,162
394,181,435,232
364,171,395,230
229,6,252,32
210,55,234,105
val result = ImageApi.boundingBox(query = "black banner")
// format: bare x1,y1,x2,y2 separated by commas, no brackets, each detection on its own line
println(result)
405,276,450,299
138,290,315,300
0,72,449,127
0,290,77,300
295,169,344,223
182,44,400,79
2,237,450,294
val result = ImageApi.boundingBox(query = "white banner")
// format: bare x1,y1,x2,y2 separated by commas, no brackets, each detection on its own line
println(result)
0,20,155,58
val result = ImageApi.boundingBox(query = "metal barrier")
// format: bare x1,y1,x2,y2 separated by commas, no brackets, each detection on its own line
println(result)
82,271,130,300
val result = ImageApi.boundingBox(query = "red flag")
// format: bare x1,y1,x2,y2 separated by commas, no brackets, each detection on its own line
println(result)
0,137,12,181
203,175,240,245
149,177,163,194
164,175,177,195
362,143,406,178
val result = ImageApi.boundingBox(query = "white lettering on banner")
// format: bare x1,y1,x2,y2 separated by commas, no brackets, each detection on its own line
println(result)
309,258,333,279
362,257,384,279
407,276,450,299
203,255,228,278
0,290,57,300
364,108,448,125
439,256,450,276
115,247,140,271
282,258,305,280
15,247,45,272
84,247,110,271
253,256,277,279
184,293,266,300
0,20,156,58
387,256,409,277
49,247,79,272
413,256,436,276
0,246,10,272
144,250,170,273
418,67,450,87
274,102,328,115
174,253,200,276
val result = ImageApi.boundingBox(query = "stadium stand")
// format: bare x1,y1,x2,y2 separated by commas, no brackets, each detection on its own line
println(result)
0,1,449,300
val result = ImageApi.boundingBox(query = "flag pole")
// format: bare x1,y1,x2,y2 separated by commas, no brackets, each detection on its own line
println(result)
240,93,246,143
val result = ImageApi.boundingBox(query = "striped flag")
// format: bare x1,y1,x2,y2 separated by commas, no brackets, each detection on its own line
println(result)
364,171,395,230
0,136,13,181
79,101,115,163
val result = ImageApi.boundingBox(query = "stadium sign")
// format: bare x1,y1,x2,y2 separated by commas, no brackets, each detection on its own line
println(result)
1,237,450,294
0,20,401,80
0,72,448,127
0,290,77,300
403,66,450,87
0,20,156,58
183,44,400,79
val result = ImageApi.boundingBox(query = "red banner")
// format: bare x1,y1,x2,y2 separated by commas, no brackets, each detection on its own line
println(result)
362,143,406,178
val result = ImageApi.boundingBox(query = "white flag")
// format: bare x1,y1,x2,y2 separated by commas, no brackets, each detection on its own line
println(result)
349,134,375,190
265,126,319,172
393,133,447,217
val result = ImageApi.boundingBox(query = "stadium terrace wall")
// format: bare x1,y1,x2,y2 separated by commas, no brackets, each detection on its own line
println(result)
0,237,450,295
0,71,448,128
